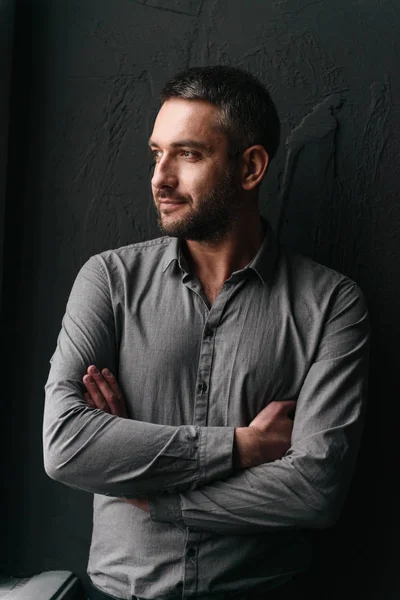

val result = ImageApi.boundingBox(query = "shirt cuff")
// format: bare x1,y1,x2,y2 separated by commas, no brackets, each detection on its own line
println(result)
198,426,235,485
149,427,235,525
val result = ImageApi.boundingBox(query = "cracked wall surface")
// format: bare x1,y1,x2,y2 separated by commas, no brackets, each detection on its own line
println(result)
2,1,399,597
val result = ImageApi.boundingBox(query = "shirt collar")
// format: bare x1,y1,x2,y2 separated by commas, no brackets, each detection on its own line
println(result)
246,218,278,284
161,216,278,284
161,237,183,273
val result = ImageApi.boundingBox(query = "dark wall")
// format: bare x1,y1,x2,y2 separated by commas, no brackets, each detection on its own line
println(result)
0,0,15,303
2,1,400,598
0,0,15,572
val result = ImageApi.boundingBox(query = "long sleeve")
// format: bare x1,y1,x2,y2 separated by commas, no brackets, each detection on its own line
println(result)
149,283,370,533
43,255,234,497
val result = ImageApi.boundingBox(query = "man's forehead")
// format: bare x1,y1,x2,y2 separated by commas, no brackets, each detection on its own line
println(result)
151,98,224,145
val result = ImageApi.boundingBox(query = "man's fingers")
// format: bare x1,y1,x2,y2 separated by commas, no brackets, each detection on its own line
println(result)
100,368,127,418
84,392,95,408
83,374,110,413
276,400,297,408
259,399,297,416
102,368,122,396
250,399,297,428
86,365,127,417
269,400,297,417
279,400,297,418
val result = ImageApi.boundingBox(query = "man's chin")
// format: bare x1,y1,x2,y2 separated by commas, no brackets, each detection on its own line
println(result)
158,220,202,241
157,215,186,238
158,221,227,243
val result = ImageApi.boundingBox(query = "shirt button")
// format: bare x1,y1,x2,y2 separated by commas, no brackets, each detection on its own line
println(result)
197,382,208,394
204,328,213,338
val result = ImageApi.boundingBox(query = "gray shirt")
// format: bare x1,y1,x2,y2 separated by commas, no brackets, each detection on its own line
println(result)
43,221,370,600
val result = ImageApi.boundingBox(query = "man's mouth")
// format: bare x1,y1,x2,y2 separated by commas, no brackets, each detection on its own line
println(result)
159,199,186,204
159,200,187,213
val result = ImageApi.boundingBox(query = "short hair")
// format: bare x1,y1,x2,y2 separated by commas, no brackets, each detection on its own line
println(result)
160,65,280,162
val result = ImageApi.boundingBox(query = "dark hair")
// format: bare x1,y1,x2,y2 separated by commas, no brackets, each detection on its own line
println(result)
160,65,280,162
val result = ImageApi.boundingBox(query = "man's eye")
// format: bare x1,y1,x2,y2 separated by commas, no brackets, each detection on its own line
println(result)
181,150,199,159
150,150,162,162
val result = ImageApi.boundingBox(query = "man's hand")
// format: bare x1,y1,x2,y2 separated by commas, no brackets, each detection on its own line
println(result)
83,366,149,510
234,400,296,469
83,365,127,418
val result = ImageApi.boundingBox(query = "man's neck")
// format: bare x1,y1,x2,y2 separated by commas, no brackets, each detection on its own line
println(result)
183,213,265,290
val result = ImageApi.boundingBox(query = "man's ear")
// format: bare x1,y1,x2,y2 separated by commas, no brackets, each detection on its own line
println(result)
240,145,269,191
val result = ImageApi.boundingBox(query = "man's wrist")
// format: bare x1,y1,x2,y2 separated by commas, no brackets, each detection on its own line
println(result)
233,427,260,469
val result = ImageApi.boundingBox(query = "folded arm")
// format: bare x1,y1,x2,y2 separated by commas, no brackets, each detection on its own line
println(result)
43,256,235,497
81,364,295,510
148,283,370,533
43,255,293,498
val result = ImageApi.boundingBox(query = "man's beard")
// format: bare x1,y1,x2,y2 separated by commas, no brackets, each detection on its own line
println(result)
155,167,241,243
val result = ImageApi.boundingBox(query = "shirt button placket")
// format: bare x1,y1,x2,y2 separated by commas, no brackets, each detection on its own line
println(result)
183,537,199,598
194,327,214,428
197,381,208,394
187,290,232,598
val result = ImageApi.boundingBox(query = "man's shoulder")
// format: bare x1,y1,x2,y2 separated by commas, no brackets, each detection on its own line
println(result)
285,249,352,283
99,235,173,258
278,246,363,304
90,236,176,271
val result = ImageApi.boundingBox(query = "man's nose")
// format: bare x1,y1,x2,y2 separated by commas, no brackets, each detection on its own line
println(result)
151,158,178,190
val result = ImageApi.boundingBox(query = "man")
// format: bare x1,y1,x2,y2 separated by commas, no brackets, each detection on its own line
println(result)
43,66,370,600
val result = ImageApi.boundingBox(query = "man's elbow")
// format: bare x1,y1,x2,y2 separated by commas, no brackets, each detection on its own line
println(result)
42,399,89,487
299,491,345,530
43,442,71,485
43,425,88,489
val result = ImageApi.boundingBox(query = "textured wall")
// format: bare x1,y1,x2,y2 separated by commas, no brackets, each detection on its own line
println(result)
2,1,400,598
0,0,15,305
0,0,15,573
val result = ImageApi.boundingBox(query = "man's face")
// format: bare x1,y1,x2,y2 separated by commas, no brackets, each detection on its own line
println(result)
149,98,242,242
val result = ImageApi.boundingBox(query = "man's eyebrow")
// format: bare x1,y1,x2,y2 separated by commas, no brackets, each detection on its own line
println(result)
148,139,213,153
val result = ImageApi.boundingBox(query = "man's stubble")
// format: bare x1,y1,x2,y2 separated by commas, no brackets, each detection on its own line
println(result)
155,166,242,243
